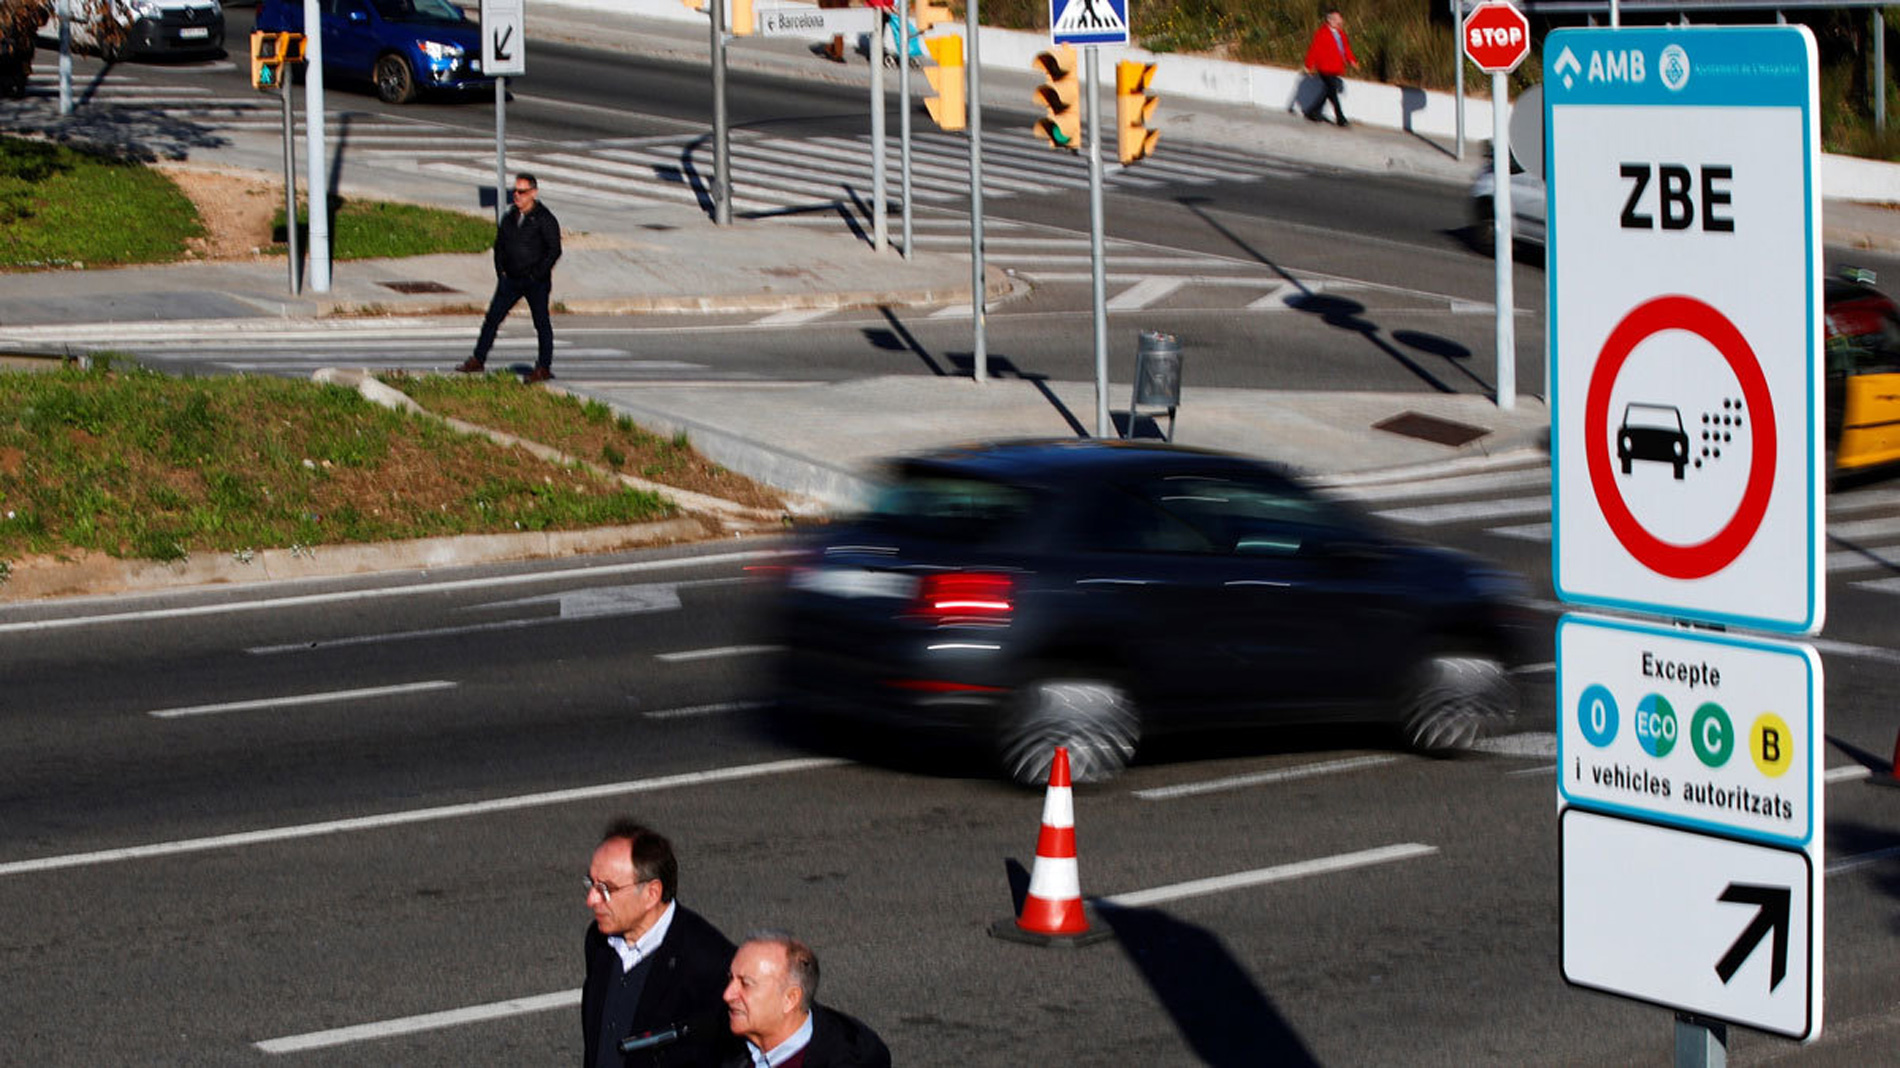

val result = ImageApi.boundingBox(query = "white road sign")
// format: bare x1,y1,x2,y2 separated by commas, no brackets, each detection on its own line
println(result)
482,0,525,77
1557,613,1821,848
758,6,875,36
1546,26,1823,634
1562,809,1820,1040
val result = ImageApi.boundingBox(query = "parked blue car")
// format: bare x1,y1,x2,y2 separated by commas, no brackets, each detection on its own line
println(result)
256,0,492,104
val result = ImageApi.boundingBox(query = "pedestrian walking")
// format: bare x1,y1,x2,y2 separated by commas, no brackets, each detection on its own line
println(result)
581,820,740,1068
459,172,561,383
1301,8,1358,127
722,932,891,1068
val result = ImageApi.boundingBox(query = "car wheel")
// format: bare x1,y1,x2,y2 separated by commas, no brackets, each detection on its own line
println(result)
375,54,416,104
1397,652,1514,753
997,679,1139,787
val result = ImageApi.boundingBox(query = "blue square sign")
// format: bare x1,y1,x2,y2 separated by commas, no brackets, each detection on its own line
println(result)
1051,0,1128,46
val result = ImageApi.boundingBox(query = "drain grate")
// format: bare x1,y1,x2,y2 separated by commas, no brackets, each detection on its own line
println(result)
377,280,461,294
1373,411,1491,447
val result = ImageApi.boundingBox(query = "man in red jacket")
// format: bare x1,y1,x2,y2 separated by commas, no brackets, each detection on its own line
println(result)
1302,8,1358,127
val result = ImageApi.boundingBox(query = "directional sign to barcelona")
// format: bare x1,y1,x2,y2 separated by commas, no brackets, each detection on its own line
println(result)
1050,0,1129,47
1546,26,1823,634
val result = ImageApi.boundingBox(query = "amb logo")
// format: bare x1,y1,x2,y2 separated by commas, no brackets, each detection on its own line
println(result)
1552,45,1647,90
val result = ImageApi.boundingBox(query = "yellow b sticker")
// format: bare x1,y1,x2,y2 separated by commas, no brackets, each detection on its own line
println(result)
1749,712,1793,777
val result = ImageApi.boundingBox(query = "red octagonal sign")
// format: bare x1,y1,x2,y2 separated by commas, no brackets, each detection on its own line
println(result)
1464,1,1531,73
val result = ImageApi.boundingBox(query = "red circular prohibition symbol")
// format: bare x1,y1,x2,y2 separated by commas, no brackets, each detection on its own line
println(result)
1584,295,1778,580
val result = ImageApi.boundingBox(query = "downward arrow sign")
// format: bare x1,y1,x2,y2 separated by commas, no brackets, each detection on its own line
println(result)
1714,882,1790,991
493,25,514,62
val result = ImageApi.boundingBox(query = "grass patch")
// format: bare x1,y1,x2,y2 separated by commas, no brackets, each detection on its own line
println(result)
273,197,495,261
0,365,679,567
0,136,204,268
380,373,786,511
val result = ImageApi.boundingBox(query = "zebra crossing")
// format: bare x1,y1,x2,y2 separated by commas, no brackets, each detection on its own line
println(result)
6,73,505,153
1321,457,1900,599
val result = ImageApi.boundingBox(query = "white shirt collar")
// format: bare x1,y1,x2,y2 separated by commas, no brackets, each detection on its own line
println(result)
606,899,676,973
747,1010,814,1068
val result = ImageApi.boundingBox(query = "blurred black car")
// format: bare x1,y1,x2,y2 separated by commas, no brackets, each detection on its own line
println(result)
770,439,1537,785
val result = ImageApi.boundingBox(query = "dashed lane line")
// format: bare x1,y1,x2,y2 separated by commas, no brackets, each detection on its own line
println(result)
148,681,457,719
0,758,845,877
1098,843,1440,909
1132,755,1400,801
255,990,582,1054
654,644,783,663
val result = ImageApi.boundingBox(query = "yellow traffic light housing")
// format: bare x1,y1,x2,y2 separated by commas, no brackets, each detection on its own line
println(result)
1115,59,1159,164
280,32,307,66
1031,44,1080,152
731,0,753,35
923,35,965,131
250,31,285,91
912,0,954,33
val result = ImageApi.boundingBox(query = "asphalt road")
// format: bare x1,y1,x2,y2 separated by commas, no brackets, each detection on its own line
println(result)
4,491,1900,1064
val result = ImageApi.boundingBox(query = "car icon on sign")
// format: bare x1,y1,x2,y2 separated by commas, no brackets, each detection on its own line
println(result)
1619,403,1689,479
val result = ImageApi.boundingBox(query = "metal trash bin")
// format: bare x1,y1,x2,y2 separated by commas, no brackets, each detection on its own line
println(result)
1131,330,1182,439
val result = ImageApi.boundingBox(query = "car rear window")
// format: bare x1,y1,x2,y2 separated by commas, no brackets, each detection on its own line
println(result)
863,474,1037,544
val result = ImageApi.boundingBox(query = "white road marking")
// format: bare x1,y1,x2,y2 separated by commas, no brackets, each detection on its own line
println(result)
1375,494,1550,525
1105,277,1188,310
751,308,833,326
1098,843,1438,909
0,758,845,877
1472,732,1556,758
0,549,795,636
1829,844,1900,876
643,700,769,720
255,990,580,1054
1826,764,1874,784
1133,755,1400,801
148,681,457,719
655,644,782,663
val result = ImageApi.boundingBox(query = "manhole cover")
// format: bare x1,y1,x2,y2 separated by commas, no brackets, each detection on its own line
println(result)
377,281,461,294
1373,411,1490,447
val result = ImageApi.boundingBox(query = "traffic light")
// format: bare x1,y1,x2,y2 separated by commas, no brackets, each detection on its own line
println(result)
1115,59,1159,164
913,0,953,33
250,31,286,91
731,0,753,35
1031,44,1080,152
280,32,307,66
923,35,965,131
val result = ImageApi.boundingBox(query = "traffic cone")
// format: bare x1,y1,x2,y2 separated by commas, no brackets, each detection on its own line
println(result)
988,747,1112,947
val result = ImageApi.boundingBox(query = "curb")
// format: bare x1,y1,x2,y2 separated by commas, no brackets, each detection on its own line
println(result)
0,519,707,602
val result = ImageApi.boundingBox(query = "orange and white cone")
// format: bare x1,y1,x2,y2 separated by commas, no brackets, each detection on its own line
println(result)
1874,729,1900,789
1016,746,1091,936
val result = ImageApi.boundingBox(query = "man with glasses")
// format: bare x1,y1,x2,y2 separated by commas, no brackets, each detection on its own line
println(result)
582,819,738,1067
458,172,562,383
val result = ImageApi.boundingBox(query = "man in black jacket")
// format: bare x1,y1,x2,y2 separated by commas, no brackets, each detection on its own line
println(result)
459,171,562,383
722,932,890,1068
581,820,739,1067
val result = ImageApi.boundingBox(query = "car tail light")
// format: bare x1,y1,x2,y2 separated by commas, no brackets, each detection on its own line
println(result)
910,571,1014,625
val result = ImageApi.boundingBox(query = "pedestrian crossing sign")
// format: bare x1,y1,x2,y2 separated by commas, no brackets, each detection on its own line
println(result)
1051,0,1128,46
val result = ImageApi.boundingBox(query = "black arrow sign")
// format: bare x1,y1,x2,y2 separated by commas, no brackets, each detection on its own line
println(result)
1714,882,1790,990
492,25,514,62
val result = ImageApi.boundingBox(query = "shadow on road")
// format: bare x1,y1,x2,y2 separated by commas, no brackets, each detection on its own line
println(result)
1098,902,1321,1066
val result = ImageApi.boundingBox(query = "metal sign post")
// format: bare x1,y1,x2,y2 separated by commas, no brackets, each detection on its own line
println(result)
301,0,330,293
870,6,886,253
967,0,987,382
482,0,525,223
281,77,299,294
898,8,913,260
712,0,731,225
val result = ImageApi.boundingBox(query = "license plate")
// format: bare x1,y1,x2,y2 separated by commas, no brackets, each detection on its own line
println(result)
178,26,209,38
790,567,917,600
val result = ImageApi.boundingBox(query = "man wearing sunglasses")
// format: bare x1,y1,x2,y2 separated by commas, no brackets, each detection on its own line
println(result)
582,819,739,1067
459,172,562,383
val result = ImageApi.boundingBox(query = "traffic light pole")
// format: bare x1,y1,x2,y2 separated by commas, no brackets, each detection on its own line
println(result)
897,10,913,260
870,14,887,252
283,80,300,294
1084,47,1109,438
966,0,987,382
711,0,731,225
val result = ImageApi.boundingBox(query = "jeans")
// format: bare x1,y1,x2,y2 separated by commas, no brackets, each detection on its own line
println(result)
472,274,553,369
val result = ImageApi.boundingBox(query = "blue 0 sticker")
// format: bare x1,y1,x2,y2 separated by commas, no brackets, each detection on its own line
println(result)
1578,683,1618,747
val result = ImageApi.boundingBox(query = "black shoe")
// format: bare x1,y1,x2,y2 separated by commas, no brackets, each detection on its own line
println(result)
1337,118,1351,128
455,357,486,373
1304,112,1322,123
524,366,555,384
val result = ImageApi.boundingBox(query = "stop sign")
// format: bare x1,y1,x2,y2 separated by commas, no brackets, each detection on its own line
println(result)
1464,1,1531,73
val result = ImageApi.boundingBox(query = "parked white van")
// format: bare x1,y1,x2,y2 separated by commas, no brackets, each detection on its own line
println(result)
39,0,225,60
